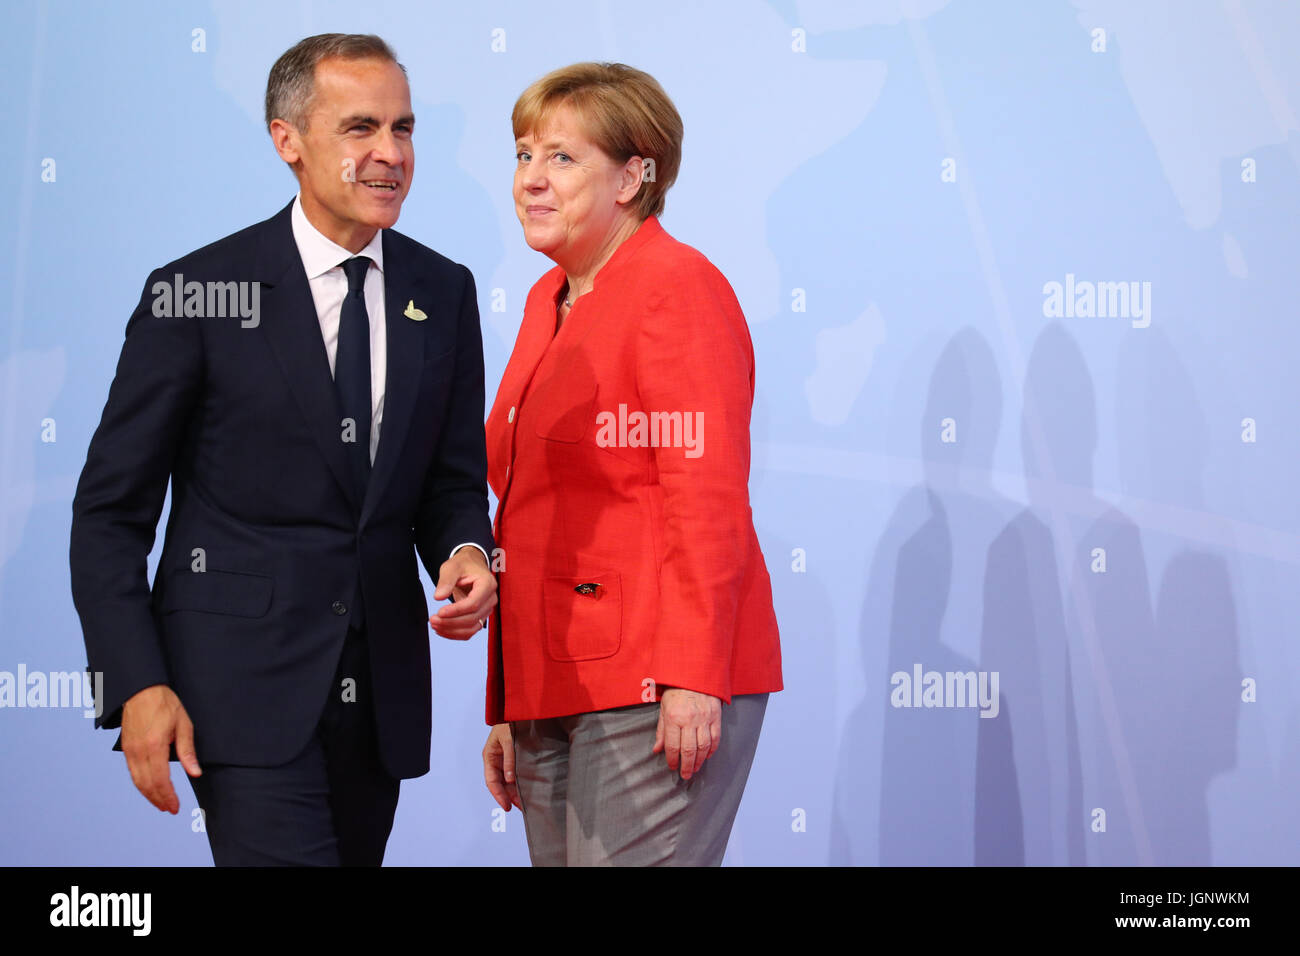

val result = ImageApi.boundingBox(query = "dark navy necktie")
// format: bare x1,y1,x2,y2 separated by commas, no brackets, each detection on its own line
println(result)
336,256,372,499
335,255,371,634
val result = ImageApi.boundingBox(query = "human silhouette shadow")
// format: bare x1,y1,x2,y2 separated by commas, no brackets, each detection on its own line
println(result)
1116,328,1242,865
833,328,1013,864
1011,323,1156,865
978,330,1093,867
878,490,982,865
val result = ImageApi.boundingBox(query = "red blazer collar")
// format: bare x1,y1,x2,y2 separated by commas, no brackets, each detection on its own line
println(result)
535,215,666,301
498,216,668,417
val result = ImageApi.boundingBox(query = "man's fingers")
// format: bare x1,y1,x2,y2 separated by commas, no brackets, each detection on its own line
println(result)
429,579,491,633
152,745,179,814
436,586,485,619
652,709,665,754
436,601,482,620
124,750,149,805
429,616,482,641
430,615,480,631
120,685,189,812
142,744,178,813
433,562,459,601
175,714,201,778
438,575,496,619
448,576,470,604
124,740,166,811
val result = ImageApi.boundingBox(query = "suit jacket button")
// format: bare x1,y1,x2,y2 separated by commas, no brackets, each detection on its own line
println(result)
331,601,347,616
507,405,516,424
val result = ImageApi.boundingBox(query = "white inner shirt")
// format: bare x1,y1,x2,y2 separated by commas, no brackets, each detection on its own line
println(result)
290,192,385,465
287,194,486,569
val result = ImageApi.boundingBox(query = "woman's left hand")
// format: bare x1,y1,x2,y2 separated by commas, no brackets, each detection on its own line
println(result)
652,688,722,780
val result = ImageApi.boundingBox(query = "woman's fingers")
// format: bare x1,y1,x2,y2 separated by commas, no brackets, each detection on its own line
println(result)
664,720,681,772
696,724,712,774
482,725,517,812
707,701,722,760
655,689,725,779
678,722,697,779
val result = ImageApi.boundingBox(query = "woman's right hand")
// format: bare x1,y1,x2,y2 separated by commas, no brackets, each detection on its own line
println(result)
483,723,522,812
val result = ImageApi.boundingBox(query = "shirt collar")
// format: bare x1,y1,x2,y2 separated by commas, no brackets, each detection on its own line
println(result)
291,193,385,280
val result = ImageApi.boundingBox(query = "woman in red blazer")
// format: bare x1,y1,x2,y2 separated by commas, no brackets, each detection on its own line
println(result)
467,62,782,866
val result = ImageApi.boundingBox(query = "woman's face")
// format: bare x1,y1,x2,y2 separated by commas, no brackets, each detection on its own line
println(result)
514,102,637,269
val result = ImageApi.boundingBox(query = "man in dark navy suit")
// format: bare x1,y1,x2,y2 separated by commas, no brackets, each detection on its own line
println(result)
69,34,496,865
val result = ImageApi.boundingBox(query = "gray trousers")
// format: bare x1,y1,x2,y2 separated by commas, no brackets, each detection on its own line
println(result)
510,693,768,866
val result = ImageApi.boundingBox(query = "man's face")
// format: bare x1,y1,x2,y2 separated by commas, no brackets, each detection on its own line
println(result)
273,56,414,252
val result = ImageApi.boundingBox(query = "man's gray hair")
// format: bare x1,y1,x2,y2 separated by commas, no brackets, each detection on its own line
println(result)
264,33,405,131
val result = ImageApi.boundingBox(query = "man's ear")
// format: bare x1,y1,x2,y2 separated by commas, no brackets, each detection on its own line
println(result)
269,118,302,166
615,156,646,206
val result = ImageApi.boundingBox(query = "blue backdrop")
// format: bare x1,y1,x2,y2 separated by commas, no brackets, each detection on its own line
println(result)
2,0,1297,866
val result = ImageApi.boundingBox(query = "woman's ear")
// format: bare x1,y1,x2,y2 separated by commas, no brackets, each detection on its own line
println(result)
616,156,646,205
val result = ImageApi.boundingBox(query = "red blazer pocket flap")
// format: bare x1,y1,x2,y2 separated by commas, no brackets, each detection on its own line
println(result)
542,572,622,662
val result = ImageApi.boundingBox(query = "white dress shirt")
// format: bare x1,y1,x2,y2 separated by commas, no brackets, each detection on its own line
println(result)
291,193,386,465
289,193,487,569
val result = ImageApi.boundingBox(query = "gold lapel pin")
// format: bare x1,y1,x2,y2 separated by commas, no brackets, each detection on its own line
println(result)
404,300,428,321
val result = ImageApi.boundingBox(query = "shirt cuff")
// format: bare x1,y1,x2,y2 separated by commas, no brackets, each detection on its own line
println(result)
450,542,490,565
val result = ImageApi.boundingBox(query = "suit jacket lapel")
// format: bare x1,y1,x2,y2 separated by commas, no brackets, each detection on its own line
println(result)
360,231,425,526
256,202,361,513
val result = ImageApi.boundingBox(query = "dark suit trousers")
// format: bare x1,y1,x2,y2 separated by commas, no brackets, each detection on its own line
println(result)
188,630,399,866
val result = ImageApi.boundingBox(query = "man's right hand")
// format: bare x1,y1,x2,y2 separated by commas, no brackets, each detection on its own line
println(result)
120,684,202,814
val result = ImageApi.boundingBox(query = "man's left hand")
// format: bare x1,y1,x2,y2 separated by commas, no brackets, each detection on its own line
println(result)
430,546,497,640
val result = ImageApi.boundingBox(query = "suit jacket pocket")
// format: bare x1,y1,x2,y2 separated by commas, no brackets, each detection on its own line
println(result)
160,568,274,618
543,572,621,662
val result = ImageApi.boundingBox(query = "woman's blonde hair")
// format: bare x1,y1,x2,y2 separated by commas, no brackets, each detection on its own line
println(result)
512,62,683,220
